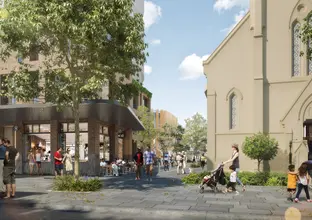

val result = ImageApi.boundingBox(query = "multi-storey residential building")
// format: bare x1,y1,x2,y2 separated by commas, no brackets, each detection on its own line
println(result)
0,0,151,175
154,110,178,156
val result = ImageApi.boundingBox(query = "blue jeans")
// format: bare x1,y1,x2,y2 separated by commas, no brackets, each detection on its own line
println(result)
235,168,244,186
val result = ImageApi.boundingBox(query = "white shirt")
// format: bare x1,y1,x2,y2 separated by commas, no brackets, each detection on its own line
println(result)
230,171,237,183
100,161,107,167
298,174,308,185
35,153,41,162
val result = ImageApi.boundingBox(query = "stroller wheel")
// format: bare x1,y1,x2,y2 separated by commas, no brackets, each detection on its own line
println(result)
199,187,204,194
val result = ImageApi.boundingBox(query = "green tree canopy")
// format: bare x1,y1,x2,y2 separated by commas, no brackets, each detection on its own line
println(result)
242,133,279,171
0,0,147,177
133,106,157,150
158,123,176,153
182,113,207,153
171,125,189,153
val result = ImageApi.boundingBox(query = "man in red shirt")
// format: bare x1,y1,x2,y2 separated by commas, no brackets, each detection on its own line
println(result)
133,148,143,180
54,147,63,177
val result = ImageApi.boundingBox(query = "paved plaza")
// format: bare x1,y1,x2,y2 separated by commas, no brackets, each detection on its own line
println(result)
0,168,312,219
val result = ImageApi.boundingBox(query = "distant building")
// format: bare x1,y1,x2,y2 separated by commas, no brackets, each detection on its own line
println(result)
153,110,178,156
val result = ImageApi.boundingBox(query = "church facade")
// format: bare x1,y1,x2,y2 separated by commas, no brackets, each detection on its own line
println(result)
204,0,312,171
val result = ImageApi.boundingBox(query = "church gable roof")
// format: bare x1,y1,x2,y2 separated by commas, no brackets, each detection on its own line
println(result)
203,11,250,66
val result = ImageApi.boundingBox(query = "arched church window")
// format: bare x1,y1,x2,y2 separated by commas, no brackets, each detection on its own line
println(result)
308,17,312,75
230,94,237,129
292,21,301,77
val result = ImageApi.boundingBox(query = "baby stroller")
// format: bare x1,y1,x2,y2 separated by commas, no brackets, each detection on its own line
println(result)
199,164,226,194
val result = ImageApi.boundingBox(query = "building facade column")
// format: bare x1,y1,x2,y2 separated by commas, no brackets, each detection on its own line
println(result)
123,129,133,160
109,124,118,161
50,120,59,175
207,91,216,169
88,119,100,176
252,0,265,133
15,123,24,174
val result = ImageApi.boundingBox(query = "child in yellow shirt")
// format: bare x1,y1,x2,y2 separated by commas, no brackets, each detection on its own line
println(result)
287,164,297,202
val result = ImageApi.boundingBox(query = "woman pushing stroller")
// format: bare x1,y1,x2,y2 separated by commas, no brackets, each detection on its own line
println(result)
222,144,246,192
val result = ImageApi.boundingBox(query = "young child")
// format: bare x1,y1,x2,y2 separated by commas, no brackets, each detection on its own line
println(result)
294,163,311,203
223,165,239,194
287,164,297,201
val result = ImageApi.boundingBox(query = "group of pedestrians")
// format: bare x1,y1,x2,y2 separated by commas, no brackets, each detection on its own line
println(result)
0,138,19,199
133,146,156,182
287,160,312,202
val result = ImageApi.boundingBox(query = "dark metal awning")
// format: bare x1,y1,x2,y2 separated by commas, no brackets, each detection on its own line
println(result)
0,100,145,131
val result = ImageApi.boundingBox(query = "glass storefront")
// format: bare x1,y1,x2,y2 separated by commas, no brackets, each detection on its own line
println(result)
60,122,88,161
24,124,51,162
99,125,109,161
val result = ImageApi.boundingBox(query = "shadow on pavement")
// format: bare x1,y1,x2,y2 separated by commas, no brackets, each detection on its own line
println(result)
0,199,162,220
101,169,184,191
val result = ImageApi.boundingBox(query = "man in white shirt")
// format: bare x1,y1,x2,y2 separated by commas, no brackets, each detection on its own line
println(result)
176,153,183,175
100,159,107,176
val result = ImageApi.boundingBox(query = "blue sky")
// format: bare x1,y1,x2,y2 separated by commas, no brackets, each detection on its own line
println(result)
143,0,249,126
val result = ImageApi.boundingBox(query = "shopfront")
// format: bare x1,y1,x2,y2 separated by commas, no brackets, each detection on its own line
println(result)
0,100,144,175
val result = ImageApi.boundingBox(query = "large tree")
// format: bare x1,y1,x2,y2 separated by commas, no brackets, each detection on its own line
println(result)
158,123,176,153
133,106,157,150
182,113,207,154
172,125,189,153
0,0,146,177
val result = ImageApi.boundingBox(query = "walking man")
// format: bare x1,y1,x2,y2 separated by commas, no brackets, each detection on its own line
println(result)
176,153,183,175
133,148,143,180
3,139,19,198
0,138,6,196
143,146,156,182
54,147,63,177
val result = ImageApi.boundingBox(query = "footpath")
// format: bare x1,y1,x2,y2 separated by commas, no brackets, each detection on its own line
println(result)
0,167,312,220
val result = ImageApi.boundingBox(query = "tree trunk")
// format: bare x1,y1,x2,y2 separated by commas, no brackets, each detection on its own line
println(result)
257,160,261,172
72,90,80,178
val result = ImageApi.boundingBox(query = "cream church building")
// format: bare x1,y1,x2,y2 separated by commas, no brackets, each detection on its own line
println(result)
204,0,312,171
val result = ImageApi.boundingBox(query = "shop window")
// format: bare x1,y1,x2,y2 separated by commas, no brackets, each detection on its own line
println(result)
33,125,39,133
64,133,88,161
40,124,51,133
80,123,88,132
59,122,89,161
23,124,51,165
68,123,75,132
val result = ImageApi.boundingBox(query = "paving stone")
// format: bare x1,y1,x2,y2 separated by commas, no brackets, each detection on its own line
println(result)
119,203,155,208
210,204,234,209
206,200,240,205
248,204,275,210
205,206,229,213
153,204,190,210
141,200,164,205
189,206,210,211
229,208,251,214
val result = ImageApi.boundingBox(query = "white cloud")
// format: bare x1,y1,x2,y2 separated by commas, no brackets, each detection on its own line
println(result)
221,9,248,33
151,39,161,45
213,0,249,12
178,54,210,80
144,64,152,74
144,1,162,30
